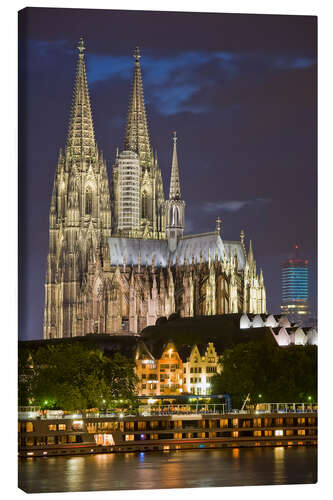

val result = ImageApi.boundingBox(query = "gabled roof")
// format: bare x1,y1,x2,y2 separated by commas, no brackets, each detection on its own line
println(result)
109,237,168,267
223,241,246,270
108,232,245,270
175,232,225,265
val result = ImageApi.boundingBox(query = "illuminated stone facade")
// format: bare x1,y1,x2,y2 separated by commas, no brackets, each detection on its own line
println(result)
111,47,165,240
43,39,112,339
44,40,266,339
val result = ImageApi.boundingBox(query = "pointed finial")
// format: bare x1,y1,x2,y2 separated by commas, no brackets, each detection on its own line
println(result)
173,131,177,144
169,131,181,200
216,216,221,235
259,268,264,283
240,229,245,244
134,46,141,63
78,37,85,56
248,240,254,264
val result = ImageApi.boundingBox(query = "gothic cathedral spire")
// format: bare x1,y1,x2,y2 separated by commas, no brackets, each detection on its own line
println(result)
169,131,181,199
66,37,96,162
112,47,165,240
165,132,185,252
123,46,151,168
44,38,111,340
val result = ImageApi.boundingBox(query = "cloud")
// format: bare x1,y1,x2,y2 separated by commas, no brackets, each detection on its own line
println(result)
26,40,317,117
87,55,132,82
274,56,315,70
203,198,272,213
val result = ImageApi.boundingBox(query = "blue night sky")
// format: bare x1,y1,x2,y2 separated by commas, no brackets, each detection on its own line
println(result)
18,8,317,340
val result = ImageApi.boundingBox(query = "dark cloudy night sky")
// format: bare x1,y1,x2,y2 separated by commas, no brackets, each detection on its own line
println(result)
18,8,317,341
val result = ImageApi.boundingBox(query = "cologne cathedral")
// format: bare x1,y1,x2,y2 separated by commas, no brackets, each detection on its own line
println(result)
43,39,266,339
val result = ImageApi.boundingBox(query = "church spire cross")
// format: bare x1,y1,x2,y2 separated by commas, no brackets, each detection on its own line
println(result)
169,131,181,199
134,46,141,62
216,216,222,234
173,130,177,144
77,36,85,55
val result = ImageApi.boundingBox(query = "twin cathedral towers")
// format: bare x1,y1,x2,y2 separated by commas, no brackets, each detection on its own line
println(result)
43,39,266,339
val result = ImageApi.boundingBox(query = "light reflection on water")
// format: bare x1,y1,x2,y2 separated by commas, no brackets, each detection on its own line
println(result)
18,447,317,493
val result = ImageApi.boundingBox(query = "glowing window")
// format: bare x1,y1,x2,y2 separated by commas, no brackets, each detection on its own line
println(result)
25,422,34,433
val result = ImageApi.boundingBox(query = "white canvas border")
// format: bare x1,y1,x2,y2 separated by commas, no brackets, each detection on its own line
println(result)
1,0,331,498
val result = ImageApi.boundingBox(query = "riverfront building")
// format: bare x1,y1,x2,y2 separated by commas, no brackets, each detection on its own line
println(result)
43,39,266,339
135,340,222,397
182,343,221,395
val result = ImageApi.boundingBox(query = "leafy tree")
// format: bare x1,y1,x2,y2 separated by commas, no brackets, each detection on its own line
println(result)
211,340,317,408
18,342,138,411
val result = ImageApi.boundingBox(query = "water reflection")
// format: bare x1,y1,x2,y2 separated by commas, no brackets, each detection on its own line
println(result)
18,447,317,493
273,447,285,484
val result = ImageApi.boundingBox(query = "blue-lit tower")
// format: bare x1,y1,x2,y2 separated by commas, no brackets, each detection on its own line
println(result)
281,245,310,325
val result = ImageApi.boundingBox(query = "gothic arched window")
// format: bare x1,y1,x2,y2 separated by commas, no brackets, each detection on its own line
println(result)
142,191,148,218
86,186,92,215
169,206,174,225
174,207,179,226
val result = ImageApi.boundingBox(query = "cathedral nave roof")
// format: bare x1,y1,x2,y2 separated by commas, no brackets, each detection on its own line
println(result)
108,232,245,270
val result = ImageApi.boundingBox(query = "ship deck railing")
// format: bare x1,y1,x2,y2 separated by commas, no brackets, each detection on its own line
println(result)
18,402,317,420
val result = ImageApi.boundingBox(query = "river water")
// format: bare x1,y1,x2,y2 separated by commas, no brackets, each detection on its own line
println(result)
18,446,317,493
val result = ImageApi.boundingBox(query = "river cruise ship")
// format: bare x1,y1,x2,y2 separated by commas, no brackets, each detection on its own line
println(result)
18,403,317,457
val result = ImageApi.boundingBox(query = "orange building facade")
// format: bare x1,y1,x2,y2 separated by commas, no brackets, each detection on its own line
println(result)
135,341,221,397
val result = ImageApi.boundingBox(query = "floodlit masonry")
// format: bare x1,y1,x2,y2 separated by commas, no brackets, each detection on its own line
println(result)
44,40,266,339
18,404,317,457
